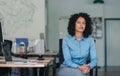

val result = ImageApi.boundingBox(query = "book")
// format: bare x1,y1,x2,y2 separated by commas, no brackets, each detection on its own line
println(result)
16,38,28,53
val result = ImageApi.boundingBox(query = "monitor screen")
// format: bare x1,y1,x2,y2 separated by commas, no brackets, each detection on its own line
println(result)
0,22,3,55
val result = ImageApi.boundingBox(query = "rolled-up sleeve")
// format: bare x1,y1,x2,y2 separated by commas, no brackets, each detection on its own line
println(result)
89,38,98,69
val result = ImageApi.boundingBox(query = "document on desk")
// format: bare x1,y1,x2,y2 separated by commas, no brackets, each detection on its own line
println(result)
12,60,38,65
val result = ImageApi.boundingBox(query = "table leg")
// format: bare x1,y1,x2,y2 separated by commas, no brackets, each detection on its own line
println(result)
44,66,49,76
53,57,56,76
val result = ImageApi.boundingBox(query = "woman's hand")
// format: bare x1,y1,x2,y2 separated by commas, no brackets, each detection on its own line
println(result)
77,64,90,74
82,64,90,73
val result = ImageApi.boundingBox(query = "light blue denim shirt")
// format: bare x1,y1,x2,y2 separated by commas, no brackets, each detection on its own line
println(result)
62,35,98,69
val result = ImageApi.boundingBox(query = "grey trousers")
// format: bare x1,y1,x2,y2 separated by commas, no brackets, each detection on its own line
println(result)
57,64,88,76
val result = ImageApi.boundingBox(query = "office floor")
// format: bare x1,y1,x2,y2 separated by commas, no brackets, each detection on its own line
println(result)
97,66,120,76
2,66,120,76
49,66,120,76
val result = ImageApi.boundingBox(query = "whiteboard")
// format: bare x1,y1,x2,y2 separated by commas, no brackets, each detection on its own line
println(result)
0,0,45,42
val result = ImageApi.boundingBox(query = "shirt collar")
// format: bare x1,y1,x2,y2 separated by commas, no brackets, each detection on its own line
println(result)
71,35,85,41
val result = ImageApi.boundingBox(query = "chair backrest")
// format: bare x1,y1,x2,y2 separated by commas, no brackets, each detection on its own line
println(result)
4,40,13,52
59,39,64,65
0,40,12,56
2,40,13,61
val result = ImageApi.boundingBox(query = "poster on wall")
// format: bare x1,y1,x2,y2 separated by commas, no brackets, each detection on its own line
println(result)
91,17,102,39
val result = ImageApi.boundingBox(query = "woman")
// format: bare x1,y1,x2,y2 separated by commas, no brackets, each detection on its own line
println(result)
58,12,98,76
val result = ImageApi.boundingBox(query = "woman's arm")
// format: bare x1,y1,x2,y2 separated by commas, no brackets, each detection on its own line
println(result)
89,38,98,69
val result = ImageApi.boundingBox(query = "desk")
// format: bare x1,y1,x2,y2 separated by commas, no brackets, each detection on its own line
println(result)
33,52,58,76
0,57,53,76
13,52,59,76
42,52,58,76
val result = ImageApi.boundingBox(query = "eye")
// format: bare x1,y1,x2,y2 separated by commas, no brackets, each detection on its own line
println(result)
77,21,81,24
82,22,86,25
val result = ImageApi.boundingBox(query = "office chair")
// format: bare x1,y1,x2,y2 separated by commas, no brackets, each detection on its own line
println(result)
0,39,13,76
57,39,99,76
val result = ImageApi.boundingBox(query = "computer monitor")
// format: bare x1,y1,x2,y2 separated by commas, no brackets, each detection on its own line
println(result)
0,22,3,55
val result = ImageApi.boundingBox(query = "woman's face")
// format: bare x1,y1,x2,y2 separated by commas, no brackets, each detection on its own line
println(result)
75,17,86,33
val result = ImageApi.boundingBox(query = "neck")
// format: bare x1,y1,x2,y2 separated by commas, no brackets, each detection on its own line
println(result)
75,32,83,40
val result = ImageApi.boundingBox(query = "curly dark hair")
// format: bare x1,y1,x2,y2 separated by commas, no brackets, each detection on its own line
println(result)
67,12,92,38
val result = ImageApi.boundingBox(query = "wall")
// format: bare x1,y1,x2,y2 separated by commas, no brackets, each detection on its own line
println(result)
0,0,46,47
104,0,120,18
46,0,120,66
